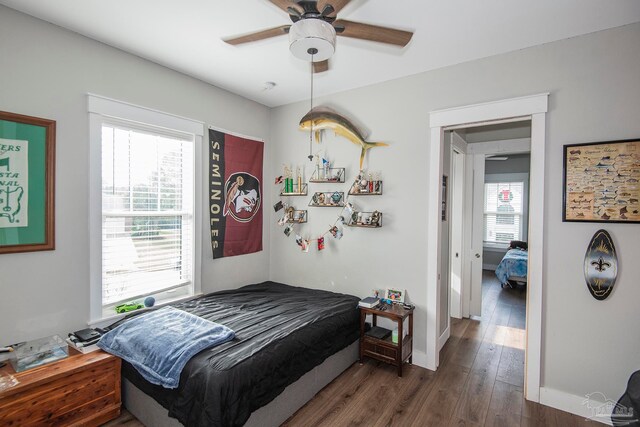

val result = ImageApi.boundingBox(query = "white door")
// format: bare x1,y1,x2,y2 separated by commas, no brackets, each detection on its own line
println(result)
469,154,485,317
449,148,464,319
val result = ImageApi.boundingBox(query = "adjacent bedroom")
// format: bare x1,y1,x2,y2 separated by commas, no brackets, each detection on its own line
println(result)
1,1,639,427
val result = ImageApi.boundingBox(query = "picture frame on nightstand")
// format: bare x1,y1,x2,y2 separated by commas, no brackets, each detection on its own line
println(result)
385,288,405,303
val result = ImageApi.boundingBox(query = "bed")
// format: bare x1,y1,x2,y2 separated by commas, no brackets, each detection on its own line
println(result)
107,281,360,427
495,248,528,288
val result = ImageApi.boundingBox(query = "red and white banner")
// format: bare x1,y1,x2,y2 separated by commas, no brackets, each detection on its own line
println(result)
209,128,263,258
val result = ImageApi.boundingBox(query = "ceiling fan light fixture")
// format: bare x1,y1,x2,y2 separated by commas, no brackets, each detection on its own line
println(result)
289,18,336,62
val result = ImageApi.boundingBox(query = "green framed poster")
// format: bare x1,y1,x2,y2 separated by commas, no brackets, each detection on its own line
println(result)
0,111,55,254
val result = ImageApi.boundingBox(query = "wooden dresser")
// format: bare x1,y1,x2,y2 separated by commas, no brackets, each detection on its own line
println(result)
0,349,121,426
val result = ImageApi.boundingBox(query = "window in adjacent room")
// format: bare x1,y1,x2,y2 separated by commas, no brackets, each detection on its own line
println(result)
484,180,526,246
89,95,203,321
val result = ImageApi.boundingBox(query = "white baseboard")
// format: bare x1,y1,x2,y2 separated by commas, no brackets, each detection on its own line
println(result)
539,387,612,425
483,263,498,271
411,350,431,371
438,325,450,351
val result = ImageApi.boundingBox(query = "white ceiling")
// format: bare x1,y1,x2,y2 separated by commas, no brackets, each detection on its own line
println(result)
2,0,640,107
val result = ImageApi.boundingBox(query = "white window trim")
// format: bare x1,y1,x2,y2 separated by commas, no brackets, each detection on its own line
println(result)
88,94,204,324
483,172,529,250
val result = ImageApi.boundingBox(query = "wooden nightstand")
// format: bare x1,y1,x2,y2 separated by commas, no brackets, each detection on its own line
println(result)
359,303,414,377
0,348,121,426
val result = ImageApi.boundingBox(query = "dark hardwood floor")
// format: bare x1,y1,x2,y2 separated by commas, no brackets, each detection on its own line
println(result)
105,271,593,426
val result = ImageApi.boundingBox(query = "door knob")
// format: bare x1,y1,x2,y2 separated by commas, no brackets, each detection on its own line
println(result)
475,253,481,258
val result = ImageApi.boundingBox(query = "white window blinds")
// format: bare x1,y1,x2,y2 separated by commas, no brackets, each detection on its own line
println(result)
484,181,524,245
101,123,194,306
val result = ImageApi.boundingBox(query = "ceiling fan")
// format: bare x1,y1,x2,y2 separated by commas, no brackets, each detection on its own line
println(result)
222,0,413,73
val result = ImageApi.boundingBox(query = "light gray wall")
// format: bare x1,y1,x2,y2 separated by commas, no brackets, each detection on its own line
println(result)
0,6,271,345
483,249,508,270
483,153,531,268
269,23,640,400
463,121,531,144
485,153,531,175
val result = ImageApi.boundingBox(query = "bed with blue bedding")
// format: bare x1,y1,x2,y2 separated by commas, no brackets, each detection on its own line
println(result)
495,248,528,287
105,281,360,427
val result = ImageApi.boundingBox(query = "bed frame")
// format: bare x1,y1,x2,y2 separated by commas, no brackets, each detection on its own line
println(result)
122,341,358,427
503,275,527,288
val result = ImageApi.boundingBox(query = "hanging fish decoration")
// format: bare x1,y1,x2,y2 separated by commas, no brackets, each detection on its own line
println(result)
299,107,388,170
583,229,618,300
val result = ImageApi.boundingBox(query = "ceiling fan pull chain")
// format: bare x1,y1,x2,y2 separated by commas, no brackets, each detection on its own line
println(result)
308,50,315,161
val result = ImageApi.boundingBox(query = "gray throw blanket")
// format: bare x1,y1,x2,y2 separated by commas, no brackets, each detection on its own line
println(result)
98,306,235,388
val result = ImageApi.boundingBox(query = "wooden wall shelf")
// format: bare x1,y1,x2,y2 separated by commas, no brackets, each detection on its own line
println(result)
347,211,382,227
309,192,345,207
310,168,345,183
285,209,308,223
280,183,307,196
349,181,383,195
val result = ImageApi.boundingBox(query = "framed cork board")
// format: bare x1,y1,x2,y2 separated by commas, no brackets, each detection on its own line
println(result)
563,139,639,223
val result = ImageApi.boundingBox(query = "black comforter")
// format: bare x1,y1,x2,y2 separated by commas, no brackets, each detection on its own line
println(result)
115,281,360,427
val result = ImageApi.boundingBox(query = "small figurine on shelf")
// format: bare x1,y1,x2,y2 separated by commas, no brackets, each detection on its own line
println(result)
283,165,293,193
374,172,382,194
323,158,330,180
370,210,381,227
316,193,326,205
360,176,368,193
296,166,302,193
331,192,342,205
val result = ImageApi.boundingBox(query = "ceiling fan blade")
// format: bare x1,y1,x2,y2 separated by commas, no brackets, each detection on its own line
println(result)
317,0,352,17
268,0,304,15
486,156,509,161
334,19,413,47
223,25,291,45
313,60,329,73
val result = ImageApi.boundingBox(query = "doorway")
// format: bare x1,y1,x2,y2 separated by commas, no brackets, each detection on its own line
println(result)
463,125,531,319
427,93,548,402
447,124,533,401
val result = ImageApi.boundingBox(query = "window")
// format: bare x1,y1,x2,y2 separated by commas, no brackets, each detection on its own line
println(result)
89,95,203,321
101,123,194,306
484,179,527,246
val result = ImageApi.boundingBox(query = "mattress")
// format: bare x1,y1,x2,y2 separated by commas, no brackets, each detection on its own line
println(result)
495,248,528,285
110,281,360,427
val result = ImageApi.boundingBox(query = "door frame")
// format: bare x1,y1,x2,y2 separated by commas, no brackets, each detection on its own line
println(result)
426,93,548,402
